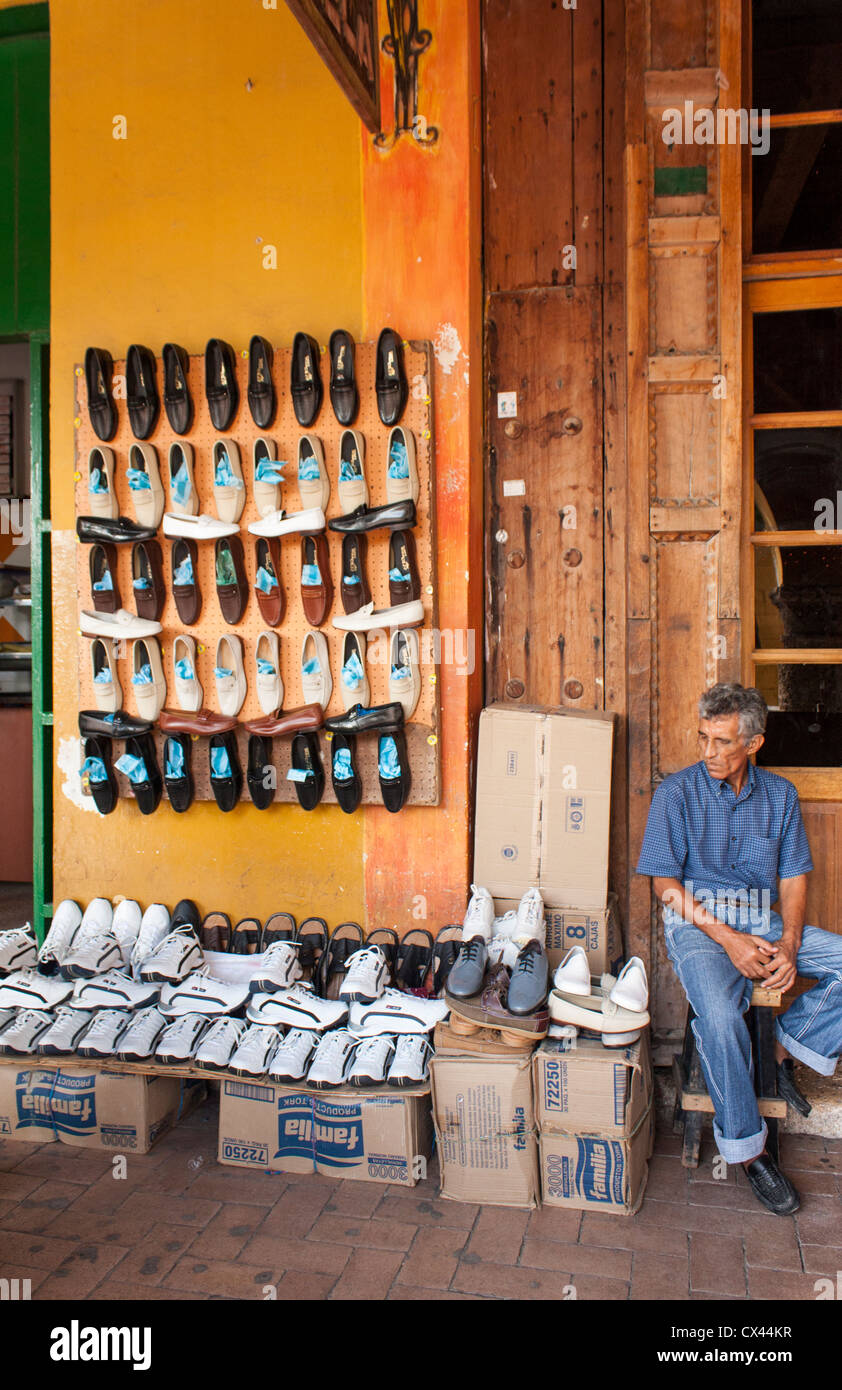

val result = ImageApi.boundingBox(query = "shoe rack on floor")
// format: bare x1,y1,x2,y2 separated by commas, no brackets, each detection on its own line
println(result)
73,340,441,807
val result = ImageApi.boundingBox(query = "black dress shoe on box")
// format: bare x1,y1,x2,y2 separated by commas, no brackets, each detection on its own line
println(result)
330,732,361,814
247,335,276,429
375,327,408,427
379,727,410,813
341,534,371,614
84,347,118,442
131,540,165,622
328,500,416,535
171,537,202,626
205,338,239,431
329,329,359,426
290,731,324,810
77,516,158,545
247,733,275,810
209,731,243,812
744,1153,800,1215
290,332,323,427
163,732,194,814
126,344,160,440
162,343,194,435
325,702,404,736
777,1059,812,1117
89,543,121,614
79,710,153,740
82,736,118,815
389,528,421,604
123,734,163,815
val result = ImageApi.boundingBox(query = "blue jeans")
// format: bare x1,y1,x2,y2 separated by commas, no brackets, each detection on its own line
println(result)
664,898,842,1163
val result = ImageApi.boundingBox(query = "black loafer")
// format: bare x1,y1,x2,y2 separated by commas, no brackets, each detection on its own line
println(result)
205,338,239,431
290,731,324,810
328,500,417,534
163,733,194,813
777,1059,812,1117
78,710,153,740
126,344,160,440
247,335,276,429
389,529,421,604
379,727,411,813
162,343,194,435
209,731,243,812
123,734,162,815
330,732,361,813
290,332,323,427
77,516,158,545
89,543,121,614
171,537,202,626
329,329,359,425
744,1153,800,1215
131,540,165,621
82,736,118,815
375,327,408,426
84,347,118,441
325,702,404,736
247,733,275,810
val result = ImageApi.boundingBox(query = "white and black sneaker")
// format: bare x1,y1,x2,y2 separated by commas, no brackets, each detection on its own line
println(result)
156,1011,208,1063
0,1008,54,1054
348,1033,395,1087
193,1016,248,1072
387,1033,433,1088
159,968,250,1017
139,927,203,984
77,1009,132,1058
69,970,160,1012
39,1006,96,1056
267,1028,319,1083
306,1028,358,1089
37,899,83,974
248,941,304,994
339,946,388,1004
0,969,74,1010
111,899,143,966
115,1006,169,1062
130,903,172,979
228,1024,281,1077
60,931,124,980
246,982,348,1032
0,1006,17,1033
349,988,449,1036
0,925,38,976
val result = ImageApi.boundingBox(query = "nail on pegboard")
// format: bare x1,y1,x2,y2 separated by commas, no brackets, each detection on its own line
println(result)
74,340,441,807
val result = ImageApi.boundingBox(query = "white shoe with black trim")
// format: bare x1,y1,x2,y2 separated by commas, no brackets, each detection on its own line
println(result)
159,968,250,1017
0,969,74,1010
77,1009,132,1058
248,941,304,994
0,1007,17,1033
349,988,449,1036
111,900,143,966
139,927,203,984
228,1024,281,1077
266,1028,319,1083
386,1033,433,1088
37,899,83,974
155,1011,208,1063
246,982,348,1032
339,946,388,1004
39,1006,96,1055
305,1028,358,1089
69,969,160,1012
0,925,38,976
0,1008,54,1053
192,1016,248,1072
130,903,172,979
115,1006,169,1061
60,931,124,981
348,1033,395,1087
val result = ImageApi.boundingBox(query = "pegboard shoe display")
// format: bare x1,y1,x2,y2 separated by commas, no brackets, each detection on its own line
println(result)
248,505,326,538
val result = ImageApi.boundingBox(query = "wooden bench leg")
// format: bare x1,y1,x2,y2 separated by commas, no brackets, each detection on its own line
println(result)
681,1109,703,1168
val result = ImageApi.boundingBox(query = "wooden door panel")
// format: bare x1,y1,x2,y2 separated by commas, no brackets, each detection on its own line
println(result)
801,803,842,934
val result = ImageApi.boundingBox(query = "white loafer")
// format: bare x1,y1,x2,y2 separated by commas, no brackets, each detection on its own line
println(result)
255,630,283,714
549,986,650,1036
337,430,368,513
215,633,247,716
552,945,591,997
86,447,118,519
301,630,332,708
388,628,421,719
248,506,326,539
167,442,198,516
162,512,239,540
127,443,165,530
90,638,122,713
385,426,418,504
340,631,369,711
80,608,162,640
332,599,423,632
173,634,203,712
212,440,245,523
131,636,167,721
609,956,649,1013
297,434,329,511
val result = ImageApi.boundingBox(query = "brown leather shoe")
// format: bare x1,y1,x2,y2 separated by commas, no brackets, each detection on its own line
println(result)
131,540,165,622
389,529,420,605
159,707,239,735
341,533,371,614
215,535,248,625
254,536,284,627
301,533,332,627
89,543,121,613
243,704,324,737
171,537,201,626
447,963,549,1037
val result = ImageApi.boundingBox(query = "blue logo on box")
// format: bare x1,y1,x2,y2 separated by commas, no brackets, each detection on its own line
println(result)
276,1094,365,1169
566,795,585,834
574,1137,624,1204
15,1070,96,1136
501,845,518,861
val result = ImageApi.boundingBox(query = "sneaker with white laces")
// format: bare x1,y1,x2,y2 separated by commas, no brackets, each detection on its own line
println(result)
228,1024,281,1077
69,969,160,1012
76,1009,132,1058
60,931,124,981
463,884,494,944
0,969,74,1010
115,1006,169,1061
78,897,115,937
139,927,203,984
37,899,83,974
193,1016,248,1072
39,1006,96,1055
387,1033,433,1088
159,968,250,1017
306,1028,358,1089
248,941,304,995
339,946,388,1004
492,909,518,940
348,1033,395,1087
130,903,172,979
0,925,38,976
0,1008,53,1053
0,1006,17,1033
111,900,143,966
267,1028,319,1083
349,988,449,1036
515,887,545,944
156,1011,208,1063
246,983,348,1032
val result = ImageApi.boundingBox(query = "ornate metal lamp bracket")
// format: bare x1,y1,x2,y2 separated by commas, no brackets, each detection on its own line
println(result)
374,0,438,150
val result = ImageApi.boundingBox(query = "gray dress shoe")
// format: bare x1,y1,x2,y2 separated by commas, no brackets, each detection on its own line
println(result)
507,940,549,1016
446,936,488,999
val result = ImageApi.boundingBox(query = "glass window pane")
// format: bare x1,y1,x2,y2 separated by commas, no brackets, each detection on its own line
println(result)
754,428,842,530
755,546,842,649
754,309,842,413
753,124,842,255
756,665,842,767
753,0,842,115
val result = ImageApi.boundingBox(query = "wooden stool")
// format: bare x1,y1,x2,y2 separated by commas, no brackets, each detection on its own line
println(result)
672,985,787,1168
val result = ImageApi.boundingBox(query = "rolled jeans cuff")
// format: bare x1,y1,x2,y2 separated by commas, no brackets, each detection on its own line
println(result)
712,1118,767,1165
776,1022,838,1078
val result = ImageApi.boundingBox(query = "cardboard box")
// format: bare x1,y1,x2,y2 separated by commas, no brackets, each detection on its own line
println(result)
533,1032,652,1138
493,892,624,977
218,1078,433,1186
0,1065,205,1152
473,704,614,910
539,1106,654,1214
430,1053,539,1208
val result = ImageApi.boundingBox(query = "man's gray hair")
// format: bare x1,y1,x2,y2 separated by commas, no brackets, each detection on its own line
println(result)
698,683,767,742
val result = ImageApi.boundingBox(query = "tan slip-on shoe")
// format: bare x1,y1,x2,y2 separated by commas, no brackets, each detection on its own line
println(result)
301,629,332,709
127,443,165,530
212,439,246,524
167,442,199,517
337,430,368,514
339,631,369,711
388,627,421,720
297,434,329,512
385,426,418,505
255,630,283,714
91,638,122,713
87,447,119,520
172,634,203,712
131,636,167,721
253,437,285,518
215,633,247,717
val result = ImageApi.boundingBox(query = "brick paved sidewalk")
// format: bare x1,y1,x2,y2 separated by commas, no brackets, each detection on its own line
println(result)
0,1092,839,1300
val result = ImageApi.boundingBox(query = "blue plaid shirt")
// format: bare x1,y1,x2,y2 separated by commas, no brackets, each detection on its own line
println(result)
636,760,813,902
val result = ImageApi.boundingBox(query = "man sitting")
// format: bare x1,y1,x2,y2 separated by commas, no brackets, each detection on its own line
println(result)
637,681,842,1214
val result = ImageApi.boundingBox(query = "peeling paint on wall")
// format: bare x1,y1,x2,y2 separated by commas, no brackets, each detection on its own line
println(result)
433,322,465,376
57,737,98,813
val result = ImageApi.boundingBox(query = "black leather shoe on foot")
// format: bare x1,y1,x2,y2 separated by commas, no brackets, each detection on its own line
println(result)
247,733,275,810
162,343,194,434
126,345,160,440
84,348,117,441
123,734,163,815
375,327,408,426
290,332,323,427
330,732,361,813
329,329,359,426
209,731,243,812
205,338,239,431
379,727,410,812
82,736,118,815
744,1153,800,1215
777,1059,812,1117
163,733,194,813
290,731,325,810
247,334,276,429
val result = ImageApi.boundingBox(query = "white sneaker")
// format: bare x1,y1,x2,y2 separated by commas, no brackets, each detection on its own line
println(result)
255,631,283,715
173,634,203,712
228,1024,281,1077
267,1028,319,1083
192,1016,248,1071
248,506,326,539
0,1007,17,1033
79,897,114,937
77,1009,132,1058
215,634,247,717
39,1006,95,1055
463,885,494,944
609,957,649,1013
301,630,332,708
246,982,348,1032
487,935,520,970
90,637,122,713
111,900,142,966
516,887,545,944
387,1033,433,1088
306,1028,358,1089
297,434,329,511
337,430,368,513
0,1008,53,1053
0,925,38,976
131,636,167,722
60,931,123,981
156,1011,209,1063
349,988,449,1036
385,426,419,504
130,903,172,979
139,927,203,984
69,969,160,1012
162,512,239,540
492,910,518,940
115,1005,169,1061
339,946,388,1004
38,899,83,972
212,439,245,524
552,946,591,997
348,1033,394,1087
80,608,162,640
158,968,250,1017
331,599,424,633
0,969,74,1010
248,941,304,994
388,628,421,720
